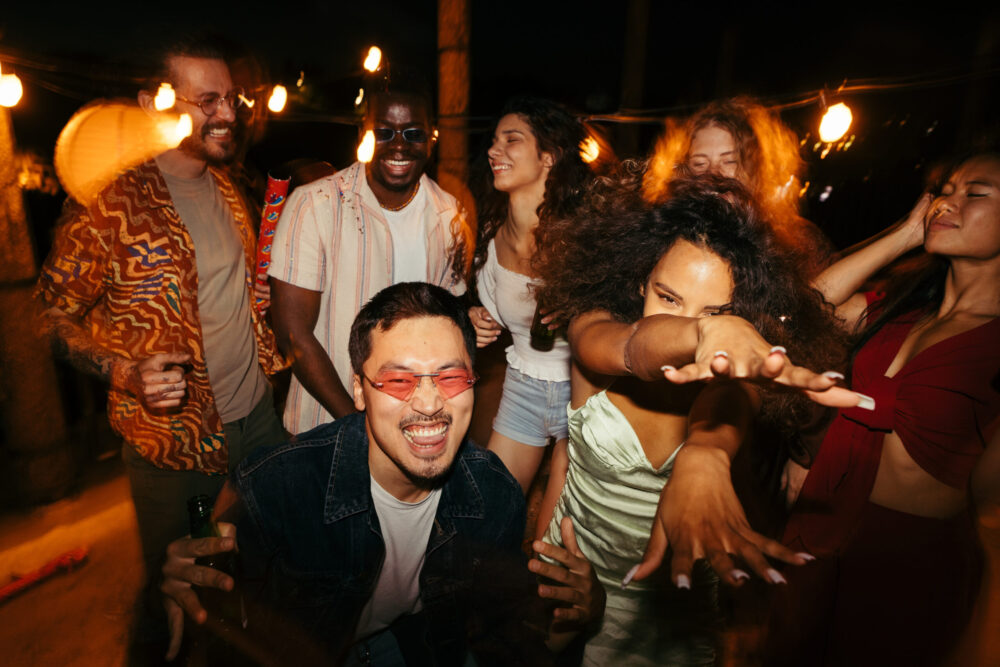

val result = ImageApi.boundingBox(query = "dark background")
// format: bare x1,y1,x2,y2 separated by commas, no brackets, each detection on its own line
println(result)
2,1,999,253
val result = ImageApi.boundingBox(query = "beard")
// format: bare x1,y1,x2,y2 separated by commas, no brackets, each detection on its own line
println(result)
179,119,241,165
393,412,458,490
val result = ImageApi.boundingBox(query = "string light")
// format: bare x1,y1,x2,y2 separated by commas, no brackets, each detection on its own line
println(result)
268,85,287,113
0,73,23,107
819,102,853,143
357,129,375,162
579,136,600,163
172,113,192,145
354,88,364,106
363,46,382,73
153,83,175,111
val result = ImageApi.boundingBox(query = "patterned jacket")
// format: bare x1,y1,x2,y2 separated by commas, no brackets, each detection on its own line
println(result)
36,160,285,473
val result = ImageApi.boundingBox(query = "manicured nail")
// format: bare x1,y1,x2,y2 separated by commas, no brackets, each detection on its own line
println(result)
796,552,816,562
660,365,675,372
675,574,691,589
766,568,787,585
769,346,787,355
713,350,729,359
621,564,640,589
822,371,845,381
855,393,876,411
731,569,750,581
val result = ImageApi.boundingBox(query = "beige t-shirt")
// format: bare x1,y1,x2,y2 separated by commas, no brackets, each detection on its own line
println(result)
160,164,266,422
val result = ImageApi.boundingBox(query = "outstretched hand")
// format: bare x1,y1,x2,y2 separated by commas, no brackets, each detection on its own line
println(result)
626,446,812,589
660,315,872,411
530,517,605,633
160,522,237,661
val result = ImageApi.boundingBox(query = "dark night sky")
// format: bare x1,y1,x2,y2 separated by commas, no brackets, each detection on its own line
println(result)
3,1,999,248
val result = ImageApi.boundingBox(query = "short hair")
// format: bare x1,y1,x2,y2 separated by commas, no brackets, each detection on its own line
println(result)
348,283,476,375
365,67,434,121
140,33,239,92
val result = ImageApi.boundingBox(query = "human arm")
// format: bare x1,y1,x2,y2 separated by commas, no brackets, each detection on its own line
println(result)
269,277,356,418
629,380,812,588
569,309,854,401
971,419,1000,506
468,306,502,348
534,439,569,541
812,193,930,329
530,517,605,652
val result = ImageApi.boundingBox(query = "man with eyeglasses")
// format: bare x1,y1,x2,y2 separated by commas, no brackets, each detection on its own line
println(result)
268,71,473,436
35,34,285,662
161,282,604,664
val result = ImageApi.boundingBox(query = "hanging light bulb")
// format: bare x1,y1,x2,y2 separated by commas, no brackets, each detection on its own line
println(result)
172,113,193,145
364,46,382,73
357,129,375,163
0,73,23,107
268,85,287,113
819,102,852,143
579,136,600,164
355,88,365,106
153,83,175,111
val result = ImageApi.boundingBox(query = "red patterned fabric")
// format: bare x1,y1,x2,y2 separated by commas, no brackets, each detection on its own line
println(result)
784,300,1000,556
36,161,285,473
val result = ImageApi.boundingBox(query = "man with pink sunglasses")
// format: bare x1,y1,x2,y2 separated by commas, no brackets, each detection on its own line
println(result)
160,282,604,664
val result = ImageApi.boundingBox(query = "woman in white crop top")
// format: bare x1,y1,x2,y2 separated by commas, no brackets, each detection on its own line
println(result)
468,97,594,507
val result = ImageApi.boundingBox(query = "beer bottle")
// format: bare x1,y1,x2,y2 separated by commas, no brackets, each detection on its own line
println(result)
529,301,556,351
186,494,245,664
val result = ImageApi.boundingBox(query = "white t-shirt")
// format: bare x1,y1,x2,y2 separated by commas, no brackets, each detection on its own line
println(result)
376,184,429,284
354,476,442,640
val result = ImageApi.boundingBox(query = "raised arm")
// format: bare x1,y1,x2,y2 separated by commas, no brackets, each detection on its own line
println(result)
812,194,930,329
270,278,356,419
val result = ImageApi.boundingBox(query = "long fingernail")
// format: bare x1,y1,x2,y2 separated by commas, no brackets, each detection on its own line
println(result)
660,365,675,372
621,564,640,589
676,574,691,589
766,568,787,585
731,569,750,581
822,371,845,381
713,350,728,359
769,346,787,355
855,393,876,411
796,552,816,562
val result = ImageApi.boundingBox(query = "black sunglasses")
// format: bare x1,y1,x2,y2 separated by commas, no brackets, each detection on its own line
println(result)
373,127,429,143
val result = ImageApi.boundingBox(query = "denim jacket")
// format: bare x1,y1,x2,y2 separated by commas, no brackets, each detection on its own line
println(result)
228,413,551,665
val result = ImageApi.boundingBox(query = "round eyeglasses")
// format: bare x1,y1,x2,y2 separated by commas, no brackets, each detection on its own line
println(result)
175,88,248,116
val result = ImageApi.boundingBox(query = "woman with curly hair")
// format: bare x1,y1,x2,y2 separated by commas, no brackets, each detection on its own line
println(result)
766,150,1000,666
643,97,833,277
532,170,857,665
468,96,593,494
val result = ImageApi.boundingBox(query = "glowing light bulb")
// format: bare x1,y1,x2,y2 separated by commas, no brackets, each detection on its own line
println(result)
364,46,382,73
579,136,600,164
0,73,23,107
355,88,365,106
153,83,175,111
357,129,375,163
173,113,192,145
819,102,852,143
268,85,287,113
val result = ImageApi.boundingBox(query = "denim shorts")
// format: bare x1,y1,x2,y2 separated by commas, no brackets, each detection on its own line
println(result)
492,366,570,447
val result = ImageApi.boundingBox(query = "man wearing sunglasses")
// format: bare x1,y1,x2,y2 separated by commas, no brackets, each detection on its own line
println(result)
268,71,473,437
161,283,604,664
36,34,285,661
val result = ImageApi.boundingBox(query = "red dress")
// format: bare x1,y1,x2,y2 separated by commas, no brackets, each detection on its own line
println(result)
768,303,1000,666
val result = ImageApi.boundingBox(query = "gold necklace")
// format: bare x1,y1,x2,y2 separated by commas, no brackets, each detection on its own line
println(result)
380,182,420,212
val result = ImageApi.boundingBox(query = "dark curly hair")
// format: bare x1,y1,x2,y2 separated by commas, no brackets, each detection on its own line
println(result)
470,96,593,276
536,167,848,440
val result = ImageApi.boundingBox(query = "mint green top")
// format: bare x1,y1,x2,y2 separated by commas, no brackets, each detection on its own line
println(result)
544,390,719,666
